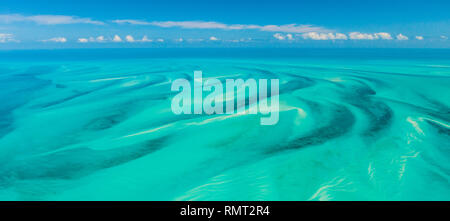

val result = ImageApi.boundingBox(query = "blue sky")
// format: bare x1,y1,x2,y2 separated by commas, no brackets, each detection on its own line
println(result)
0,0,449,49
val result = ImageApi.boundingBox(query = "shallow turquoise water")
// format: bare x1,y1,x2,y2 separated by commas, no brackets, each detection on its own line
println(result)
0,49,449,200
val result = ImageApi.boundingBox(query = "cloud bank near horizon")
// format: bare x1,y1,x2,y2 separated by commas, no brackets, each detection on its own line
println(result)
0,13,447,47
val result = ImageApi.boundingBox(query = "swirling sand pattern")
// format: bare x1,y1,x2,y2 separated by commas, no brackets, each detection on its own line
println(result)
0,52,449,200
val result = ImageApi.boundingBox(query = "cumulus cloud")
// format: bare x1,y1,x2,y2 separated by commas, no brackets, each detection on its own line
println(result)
273,33,297,41
209,36,219,41
128,35,156,42
41,37,67,43
125,35,135,42
78,35,155,43
286,34,294,40
349,32,379,40
0,14,104,25
77,36,107,43
156,38,164,42
302,32,348,40
140,36,153,42
78,38,89,43
175,38,184,42
113,19,330,33
335,33,348,40
347,32,394,40
96,36,105,42
113,35,122,42
273,33,285,40
396,34,409,40
0,33,19,43
441,35,448,40
375,32,393,40
415,36,424,40
302,32,326,40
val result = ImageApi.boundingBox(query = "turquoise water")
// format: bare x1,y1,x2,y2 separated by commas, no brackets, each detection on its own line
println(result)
0,49,449,200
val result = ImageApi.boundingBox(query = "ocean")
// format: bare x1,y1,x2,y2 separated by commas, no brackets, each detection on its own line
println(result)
0,48,449,200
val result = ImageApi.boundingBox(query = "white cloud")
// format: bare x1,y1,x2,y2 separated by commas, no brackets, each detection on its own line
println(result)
302,32,326,40
0,33,19,43
150,21,237,29
113,19,330,33
187,38,205,42
114,20,247,31
175,38,183,42
41,37,67,43
259,24,329,33
96,36,105,42
209,36,219,41
396,34,409,40
335,33,348,40
78,38,89,43
78,36,107,43
348,32,396,40
112,19,152,25
349,32,379,40
273,33,285,40
415,36,424,40
0,14,104,25
151,21,230,29
225,38,252,43
441,35,448,40
302,32,348,40
140,36,153,42
113,35,122,42
125,35,135,42
286,33,294,40
156,38,164,42
376,32,393,40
